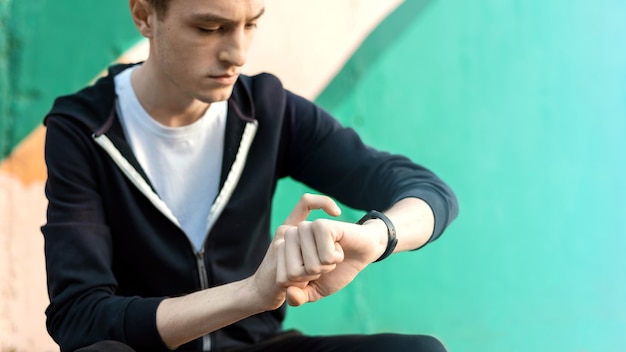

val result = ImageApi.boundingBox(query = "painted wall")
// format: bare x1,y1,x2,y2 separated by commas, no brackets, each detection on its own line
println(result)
277,3,626,352
1,1,625,351
1,2,142,351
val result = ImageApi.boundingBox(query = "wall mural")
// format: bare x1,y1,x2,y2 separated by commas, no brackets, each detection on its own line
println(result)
2,1,626,351
0,1,402,350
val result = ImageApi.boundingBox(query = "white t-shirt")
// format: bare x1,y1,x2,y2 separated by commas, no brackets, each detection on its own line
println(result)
114,65,227,251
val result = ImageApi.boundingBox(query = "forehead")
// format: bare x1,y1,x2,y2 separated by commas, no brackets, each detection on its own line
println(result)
166,0,265,21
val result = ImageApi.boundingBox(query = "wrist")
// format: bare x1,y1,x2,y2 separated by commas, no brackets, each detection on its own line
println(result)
360,218,388,261
241,275,285,313
357,210,398,262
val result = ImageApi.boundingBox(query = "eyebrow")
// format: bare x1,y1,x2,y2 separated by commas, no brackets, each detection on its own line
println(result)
190,7,265,24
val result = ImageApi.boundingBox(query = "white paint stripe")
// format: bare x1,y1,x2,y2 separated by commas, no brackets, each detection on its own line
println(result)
116,0,404,100
244,0,404,99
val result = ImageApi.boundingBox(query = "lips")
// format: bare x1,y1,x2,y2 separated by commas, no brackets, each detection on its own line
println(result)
209,73,239,85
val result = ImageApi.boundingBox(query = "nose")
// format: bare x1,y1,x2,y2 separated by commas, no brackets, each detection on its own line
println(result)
219,28,248,67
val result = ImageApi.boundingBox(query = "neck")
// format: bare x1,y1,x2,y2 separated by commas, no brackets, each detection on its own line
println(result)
131,62,210,127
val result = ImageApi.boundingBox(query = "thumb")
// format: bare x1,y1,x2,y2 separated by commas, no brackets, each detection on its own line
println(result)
283,193,342,226
286,285,310,307
273,225,291,241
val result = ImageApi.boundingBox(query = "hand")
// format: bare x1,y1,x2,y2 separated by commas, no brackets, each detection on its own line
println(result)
280,193,345,280
248,194,343,311
276,196,387,306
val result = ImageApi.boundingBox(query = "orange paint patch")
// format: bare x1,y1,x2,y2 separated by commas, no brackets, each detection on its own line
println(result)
0,40,149,352
0,39,150,186
0,126,47,186
0,2,403,348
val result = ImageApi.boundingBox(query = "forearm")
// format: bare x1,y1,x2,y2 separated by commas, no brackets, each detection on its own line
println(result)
363,197,435,257
156,277,267,349
386,197,435,252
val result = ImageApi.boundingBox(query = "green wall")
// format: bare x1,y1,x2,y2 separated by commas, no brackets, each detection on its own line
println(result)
0,0,139,158
0,0,12,156
2,0,625,351
278,1,626,351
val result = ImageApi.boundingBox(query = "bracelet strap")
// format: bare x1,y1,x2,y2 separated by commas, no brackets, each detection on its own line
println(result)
356,210,398,262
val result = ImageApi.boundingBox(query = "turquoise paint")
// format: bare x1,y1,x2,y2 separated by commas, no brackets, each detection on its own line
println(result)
1,0,624,350
0,0,13,157
316,0,433,113
1,0,142,159
280,1,626,351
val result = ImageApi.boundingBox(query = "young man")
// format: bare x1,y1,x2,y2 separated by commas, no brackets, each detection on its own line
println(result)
42,0,458,351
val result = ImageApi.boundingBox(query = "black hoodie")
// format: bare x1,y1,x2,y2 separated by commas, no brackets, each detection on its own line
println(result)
42,64,458,351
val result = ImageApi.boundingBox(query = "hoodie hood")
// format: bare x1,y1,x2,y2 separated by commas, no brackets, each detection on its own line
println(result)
44,64,132,131
44,63,258,132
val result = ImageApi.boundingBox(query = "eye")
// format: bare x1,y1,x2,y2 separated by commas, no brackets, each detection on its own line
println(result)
198,26,220,34
245,22,258,30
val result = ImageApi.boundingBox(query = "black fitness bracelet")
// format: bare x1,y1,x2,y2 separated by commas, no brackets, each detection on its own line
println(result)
356,210,398,262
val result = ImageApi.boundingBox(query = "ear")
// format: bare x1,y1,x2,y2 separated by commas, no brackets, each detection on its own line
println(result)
129,0,155,38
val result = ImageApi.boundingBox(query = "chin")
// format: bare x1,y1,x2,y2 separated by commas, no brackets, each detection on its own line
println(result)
197,87,235,103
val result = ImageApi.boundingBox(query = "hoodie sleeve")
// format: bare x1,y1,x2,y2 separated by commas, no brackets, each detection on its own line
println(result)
42,116,168,352
278,88,458,244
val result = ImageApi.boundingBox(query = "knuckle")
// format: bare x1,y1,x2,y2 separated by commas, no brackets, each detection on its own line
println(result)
310,219,329,232
271,239,283,250
283,230,295,241
274,225,291,239
284,227,302,242
294,225,310,242
297,221,311,232
287,266,302,280
318,253,335,265
276,225,293,234
286,270,301,281
304,264,321,275
276,274,287,286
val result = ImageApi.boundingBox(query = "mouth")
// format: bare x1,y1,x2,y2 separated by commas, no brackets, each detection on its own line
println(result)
208,73,239,85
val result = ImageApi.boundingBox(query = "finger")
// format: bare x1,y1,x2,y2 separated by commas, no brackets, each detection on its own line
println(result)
299,222,337,275
287,284,326,306
333,242,345,263
275,237,287,287
286,285,308,306
283,193,342,226
276,238,311,289
273,224,291,241
311,220,345,265
284,227,307,280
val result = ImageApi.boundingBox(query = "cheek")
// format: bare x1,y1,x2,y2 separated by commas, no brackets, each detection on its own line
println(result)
154,28,221,77
163,41,207,72
176,38,220,67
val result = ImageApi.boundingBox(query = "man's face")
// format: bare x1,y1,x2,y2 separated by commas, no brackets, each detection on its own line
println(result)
147,0,265,103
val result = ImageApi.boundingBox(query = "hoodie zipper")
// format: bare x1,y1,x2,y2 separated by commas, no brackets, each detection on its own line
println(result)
196,249,212,351
93,119,258,352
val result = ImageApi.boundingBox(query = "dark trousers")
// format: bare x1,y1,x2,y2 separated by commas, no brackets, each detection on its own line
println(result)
75,332,447,352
